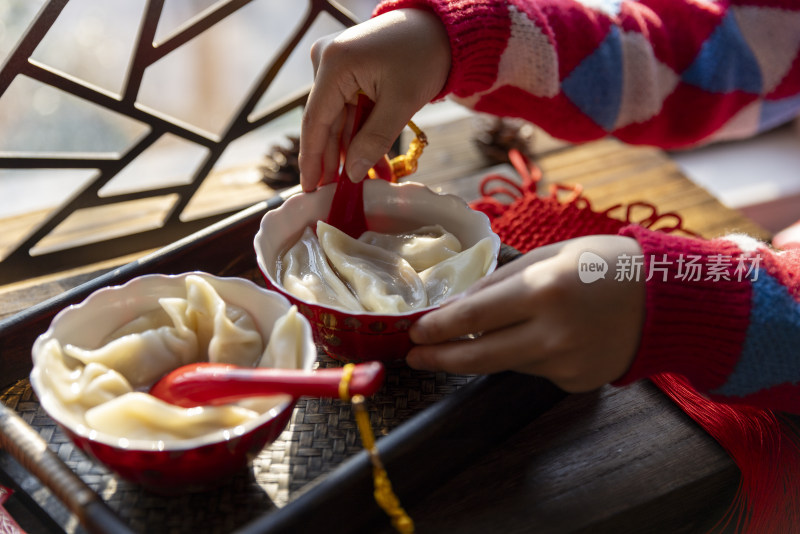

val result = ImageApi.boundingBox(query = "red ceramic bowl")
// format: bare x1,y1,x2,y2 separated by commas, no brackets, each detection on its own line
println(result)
254,179,501,363
29,272,317,494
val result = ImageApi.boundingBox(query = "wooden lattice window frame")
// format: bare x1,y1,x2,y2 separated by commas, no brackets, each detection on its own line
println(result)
0,0,359,284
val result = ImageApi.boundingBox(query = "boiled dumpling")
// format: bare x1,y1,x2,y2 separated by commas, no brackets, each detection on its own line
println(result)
84,392,265,441
107,307,173,338
38,339,133,415
317,221,427,313
64,300,199,389
279,226,363,311
420,237,496,305
34,277,312,443
183,274,264,366
259,305,305,369
358,224,461,271
75,275,265,384
280,222,495,313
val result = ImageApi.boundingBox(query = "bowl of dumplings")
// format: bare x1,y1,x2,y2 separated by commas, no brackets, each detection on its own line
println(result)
30,272,317,493
254,179,501,363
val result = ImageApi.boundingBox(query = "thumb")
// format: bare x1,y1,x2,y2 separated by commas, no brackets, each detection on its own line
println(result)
344,98,415,182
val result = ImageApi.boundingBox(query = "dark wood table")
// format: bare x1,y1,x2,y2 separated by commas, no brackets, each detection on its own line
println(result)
0,117,767,533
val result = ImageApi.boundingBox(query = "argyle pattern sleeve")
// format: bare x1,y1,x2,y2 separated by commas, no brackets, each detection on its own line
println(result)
613,226,800,414
374,0,800,148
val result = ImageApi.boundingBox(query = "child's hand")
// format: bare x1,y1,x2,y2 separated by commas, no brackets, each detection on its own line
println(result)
407,236,646,393
299,8,451,191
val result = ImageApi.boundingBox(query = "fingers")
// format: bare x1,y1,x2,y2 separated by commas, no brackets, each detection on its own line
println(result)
406,235,648,392
300,36,336,190
300,91,342,191
300,89,411,188
299,48,359,190
300,104,349,190
406,296,601,390
405,251,566,378
410,266,543,345
458,240,572,297
407,319,560,376
320,108,346,186
410,246,573,343
344,96,413,182
309,32,331,75
300,9,451,190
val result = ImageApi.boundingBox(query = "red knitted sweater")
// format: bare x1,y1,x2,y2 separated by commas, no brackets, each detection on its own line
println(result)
375,0,800,413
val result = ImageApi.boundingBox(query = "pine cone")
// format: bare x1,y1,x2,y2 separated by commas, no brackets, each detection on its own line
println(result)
260,135,300,188
473,117,536,165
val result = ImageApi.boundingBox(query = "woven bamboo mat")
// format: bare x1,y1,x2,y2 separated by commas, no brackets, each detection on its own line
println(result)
2,365,475,533
0,265,477,533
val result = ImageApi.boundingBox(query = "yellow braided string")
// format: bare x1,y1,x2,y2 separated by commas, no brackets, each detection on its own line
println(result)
338,362,356,402
338,364,414,534
368,120,428,182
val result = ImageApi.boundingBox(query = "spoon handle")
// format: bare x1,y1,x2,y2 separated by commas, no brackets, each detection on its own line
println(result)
325,94,374,238
150,361,385,408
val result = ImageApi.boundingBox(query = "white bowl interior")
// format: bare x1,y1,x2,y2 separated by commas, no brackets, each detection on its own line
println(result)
30,272,317,451
254,180,501,314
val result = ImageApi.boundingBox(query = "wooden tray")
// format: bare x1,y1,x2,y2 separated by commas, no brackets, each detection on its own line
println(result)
0,191,566,534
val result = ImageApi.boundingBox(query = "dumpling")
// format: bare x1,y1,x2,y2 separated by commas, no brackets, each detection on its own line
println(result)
183,274,264,366
358,224,462,271
38,339,133,414
64,301,199,389
279,226,363,311
279,221,495,314
259,305,305,369
106,307,173,338
420,237,496,305
84,392,266,441
34,275,310,443
62,275,269,390
317,221,427,313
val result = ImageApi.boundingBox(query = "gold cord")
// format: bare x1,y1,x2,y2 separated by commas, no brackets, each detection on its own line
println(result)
338,362,356,402
369,119,428,182
338,364,415,534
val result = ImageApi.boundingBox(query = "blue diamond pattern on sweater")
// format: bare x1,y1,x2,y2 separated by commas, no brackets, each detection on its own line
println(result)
760,94,800,131
682,11,762,94
712,272,800,398
562,26,623,131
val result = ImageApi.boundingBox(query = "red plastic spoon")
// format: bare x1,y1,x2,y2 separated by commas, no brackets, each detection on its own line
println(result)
325,93,375,238
149,361,385,408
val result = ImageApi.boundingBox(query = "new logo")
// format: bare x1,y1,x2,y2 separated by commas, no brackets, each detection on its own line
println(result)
578,251,607,283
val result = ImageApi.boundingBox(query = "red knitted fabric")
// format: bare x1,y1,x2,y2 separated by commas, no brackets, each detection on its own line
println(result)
469,149,695,249
615,226,753,395
469,149,800,534
374,0,800,148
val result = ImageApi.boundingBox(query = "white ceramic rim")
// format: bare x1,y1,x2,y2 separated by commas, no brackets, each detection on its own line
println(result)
254,180,502,316
30,271,317,452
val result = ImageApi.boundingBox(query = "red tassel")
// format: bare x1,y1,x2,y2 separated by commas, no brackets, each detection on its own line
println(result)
652,374,800,533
